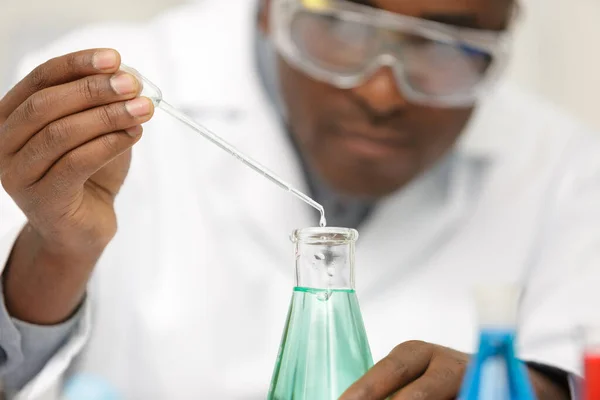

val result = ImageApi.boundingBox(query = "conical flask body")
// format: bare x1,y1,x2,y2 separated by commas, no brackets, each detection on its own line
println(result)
268,288,372,399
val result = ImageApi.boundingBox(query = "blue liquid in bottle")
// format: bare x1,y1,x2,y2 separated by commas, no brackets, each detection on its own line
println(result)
459,328,536,400
459,285,536,400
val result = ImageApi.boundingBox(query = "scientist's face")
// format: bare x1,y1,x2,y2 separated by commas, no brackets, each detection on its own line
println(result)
263,0,513,198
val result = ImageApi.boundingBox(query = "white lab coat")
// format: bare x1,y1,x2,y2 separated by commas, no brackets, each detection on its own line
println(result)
1,0,599,398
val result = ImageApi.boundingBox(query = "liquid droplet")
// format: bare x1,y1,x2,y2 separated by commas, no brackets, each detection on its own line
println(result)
319,213,327,228
317,291,331,301
326,266,335,277
314,253,325,261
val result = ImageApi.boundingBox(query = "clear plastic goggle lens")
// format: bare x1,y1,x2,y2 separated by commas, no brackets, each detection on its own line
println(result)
291,11,380,73
289,11,493,97
400,41,492,96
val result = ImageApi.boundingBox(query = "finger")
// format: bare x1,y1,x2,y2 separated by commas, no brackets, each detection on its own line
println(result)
34,128,143,197
390,363,465,400
11,97,153,186
0,49,121,120
90,138,135,194
339,341,433,400
1,72,141,156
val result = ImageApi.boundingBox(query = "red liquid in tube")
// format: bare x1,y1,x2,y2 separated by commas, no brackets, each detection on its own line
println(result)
584,353,600,400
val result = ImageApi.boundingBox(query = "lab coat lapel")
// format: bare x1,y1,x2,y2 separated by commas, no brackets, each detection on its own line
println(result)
356,155,485,301
353,89,513,301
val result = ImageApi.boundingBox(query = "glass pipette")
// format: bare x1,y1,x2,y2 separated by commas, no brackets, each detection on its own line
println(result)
120,64,327,227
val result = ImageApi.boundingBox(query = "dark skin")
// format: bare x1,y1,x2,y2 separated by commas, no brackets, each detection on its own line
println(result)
0,50,154,324
339,341,570,399
261,0,571,398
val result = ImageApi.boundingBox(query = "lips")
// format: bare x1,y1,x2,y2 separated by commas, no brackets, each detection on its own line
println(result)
334,121,415,145
330,121,415,155
344,129,414,147
330,123,416,159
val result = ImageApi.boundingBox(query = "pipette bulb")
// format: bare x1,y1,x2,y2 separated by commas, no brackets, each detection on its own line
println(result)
119,63,163,107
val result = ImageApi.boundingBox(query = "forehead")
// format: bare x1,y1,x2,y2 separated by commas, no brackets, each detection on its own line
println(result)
351,0,513,30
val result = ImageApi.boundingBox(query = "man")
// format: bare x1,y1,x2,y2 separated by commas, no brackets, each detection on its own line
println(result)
0,0,597,398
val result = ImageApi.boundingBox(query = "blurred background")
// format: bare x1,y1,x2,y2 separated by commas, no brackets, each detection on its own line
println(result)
1,0,599,130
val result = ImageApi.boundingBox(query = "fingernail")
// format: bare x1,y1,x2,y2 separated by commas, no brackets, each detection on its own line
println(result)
125,125,143,138
111,74,138,95
126,97,152,117
92,50,118,71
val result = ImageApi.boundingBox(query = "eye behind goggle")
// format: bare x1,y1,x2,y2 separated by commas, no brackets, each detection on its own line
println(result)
290,11,381,74
399,39,494,97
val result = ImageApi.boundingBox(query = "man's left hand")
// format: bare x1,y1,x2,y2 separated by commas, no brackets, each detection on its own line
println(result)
339,340,571,400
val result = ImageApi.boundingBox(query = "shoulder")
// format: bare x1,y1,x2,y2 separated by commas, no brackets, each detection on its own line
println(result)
462,82,600,172
506,85,600,174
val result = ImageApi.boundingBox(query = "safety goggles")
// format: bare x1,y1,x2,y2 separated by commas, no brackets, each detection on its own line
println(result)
270,0,512,107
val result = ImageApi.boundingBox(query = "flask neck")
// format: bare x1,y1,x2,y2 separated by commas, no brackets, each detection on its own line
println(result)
292,228,358,290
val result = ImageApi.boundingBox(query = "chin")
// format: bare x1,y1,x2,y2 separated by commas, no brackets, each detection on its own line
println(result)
319,163,418,200
308,146,422,199
333,180,410,199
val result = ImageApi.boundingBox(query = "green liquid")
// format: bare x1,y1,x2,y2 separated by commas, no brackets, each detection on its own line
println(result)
268,287,373,400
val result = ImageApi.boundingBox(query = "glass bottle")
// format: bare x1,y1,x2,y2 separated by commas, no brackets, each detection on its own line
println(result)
267,227,373,400
458,285,536,400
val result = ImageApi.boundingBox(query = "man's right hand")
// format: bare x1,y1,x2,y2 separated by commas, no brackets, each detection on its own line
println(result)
0,49,155,324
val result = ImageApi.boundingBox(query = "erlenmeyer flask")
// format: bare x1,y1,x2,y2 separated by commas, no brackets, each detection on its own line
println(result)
267,227,373,400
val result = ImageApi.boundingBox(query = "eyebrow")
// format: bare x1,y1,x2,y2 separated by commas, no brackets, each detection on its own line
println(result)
421,13,481,29
346,0,375,6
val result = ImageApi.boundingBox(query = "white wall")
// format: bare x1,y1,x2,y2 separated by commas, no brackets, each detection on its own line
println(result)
506,0,600,130
1,0,599,130
0,0,185,91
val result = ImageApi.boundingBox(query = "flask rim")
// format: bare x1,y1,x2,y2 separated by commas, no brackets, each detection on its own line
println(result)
291,227,359,244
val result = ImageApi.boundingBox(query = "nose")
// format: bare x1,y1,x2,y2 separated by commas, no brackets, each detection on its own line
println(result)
350,66,409,116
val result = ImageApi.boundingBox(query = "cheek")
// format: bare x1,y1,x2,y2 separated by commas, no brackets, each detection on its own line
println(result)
277,58,333,145
414,108,473,161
